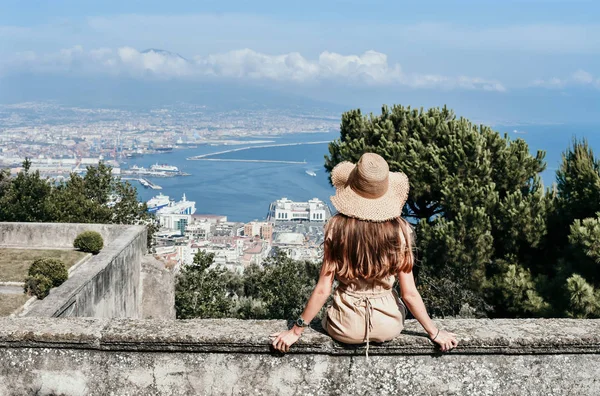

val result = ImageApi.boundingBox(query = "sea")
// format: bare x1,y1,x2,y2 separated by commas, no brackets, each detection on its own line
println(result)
128,125,600,223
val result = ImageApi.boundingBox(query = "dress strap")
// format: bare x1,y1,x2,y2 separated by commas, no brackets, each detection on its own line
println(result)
353,296,374,360
337,287,394,360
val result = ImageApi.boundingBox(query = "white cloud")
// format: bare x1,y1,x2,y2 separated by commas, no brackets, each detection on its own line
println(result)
197,49,319,81
1,46,506,92
532,70,600,89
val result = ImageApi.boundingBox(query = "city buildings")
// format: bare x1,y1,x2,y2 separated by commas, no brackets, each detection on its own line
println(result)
151,195,327,273
0,102,338,168
244,221,274,241
193,214,228,224
268,197,331,222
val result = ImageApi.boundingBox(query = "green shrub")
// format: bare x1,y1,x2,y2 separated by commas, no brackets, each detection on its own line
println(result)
23,258,69,300
73,231,104,254
23,274,53,299
28,258,68,287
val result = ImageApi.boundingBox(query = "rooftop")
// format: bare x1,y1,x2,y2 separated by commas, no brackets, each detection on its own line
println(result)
273,232,305,245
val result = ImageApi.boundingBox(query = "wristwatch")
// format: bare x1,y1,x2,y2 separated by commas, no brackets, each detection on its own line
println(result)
295,317,309,328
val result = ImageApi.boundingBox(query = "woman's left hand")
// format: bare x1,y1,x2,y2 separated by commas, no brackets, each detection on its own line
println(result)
270,328,301,353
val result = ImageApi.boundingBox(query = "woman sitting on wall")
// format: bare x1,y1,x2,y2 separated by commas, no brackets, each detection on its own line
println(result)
270,153,458,355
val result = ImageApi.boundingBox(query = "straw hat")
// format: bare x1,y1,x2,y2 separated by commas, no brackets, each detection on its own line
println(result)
330,153,410,222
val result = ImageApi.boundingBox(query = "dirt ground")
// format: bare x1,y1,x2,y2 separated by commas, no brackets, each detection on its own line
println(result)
0,248,88,282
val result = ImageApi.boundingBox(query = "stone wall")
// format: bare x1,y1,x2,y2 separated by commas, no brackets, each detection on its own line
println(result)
0,222,129,248
0,222,147,318
141,255,176,319
0,317,599,395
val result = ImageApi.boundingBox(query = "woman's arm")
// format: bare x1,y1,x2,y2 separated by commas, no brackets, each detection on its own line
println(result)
270,265,334,352
398,269,458,351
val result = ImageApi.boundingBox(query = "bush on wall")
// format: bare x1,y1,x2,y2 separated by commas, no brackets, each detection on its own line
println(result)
73,231,104,254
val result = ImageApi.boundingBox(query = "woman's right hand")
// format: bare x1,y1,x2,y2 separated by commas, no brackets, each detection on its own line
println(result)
431,329,458,352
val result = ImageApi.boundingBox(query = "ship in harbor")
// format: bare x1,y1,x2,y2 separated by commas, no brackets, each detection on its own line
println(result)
124,164,189,177
124,150,144,159
305,170,317,177
147,193,171,212
147,193,196,215
154,145,174,152
150,163,179,172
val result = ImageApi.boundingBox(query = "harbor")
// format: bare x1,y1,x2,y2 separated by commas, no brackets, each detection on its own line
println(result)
129,132,336,223
139,178,162,190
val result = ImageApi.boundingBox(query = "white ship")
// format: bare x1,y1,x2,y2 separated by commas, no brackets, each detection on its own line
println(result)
305,170,317,177
130,165,146,172
150,163,179,172
154,194,195,215
147,193,170,212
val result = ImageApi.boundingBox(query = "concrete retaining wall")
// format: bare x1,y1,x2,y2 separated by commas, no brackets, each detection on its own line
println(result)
0,222,147,318
0,317,599,395
0,222,129,248
141,256,175,319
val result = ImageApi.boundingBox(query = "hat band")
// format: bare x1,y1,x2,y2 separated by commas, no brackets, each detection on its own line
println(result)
348,167,389,199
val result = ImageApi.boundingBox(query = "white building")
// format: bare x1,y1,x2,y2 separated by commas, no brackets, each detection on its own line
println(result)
155,194,196,234
185,221,212,240
268,197,330,222
192,214,227,224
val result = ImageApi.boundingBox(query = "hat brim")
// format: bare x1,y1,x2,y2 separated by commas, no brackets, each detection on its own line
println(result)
330,161,410,222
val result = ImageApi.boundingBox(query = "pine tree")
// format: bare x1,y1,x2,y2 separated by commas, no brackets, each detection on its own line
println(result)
485,261,550,317
325,105,547,317
0,159,54,222
543,138,600,315
565,274,600,318
546,138,600,254
567,216,600,285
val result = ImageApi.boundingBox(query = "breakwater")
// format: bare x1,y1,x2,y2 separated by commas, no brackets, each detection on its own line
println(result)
186,141,330,160
191,159,307,164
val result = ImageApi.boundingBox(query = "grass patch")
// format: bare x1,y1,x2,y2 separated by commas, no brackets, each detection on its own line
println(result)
0,249,88,282
0,294,31,316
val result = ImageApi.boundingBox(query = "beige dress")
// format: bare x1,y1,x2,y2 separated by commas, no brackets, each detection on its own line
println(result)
322,275,406,355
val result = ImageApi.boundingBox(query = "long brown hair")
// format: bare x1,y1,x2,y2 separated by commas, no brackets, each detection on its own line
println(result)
322,214,414,279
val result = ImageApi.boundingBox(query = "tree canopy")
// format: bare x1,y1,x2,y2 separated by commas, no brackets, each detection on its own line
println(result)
175,250,321,320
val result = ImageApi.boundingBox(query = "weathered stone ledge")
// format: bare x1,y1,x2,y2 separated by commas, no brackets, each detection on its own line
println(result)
1,317,599,355
2,318,600,395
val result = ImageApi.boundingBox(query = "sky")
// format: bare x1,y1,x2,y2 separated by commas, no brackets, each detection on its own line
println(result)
1,0,599,123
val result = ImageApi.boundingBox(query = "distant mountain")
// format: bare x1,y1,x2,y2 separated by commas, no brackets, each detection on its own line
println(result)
0,73,344,113
0,66,599,123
